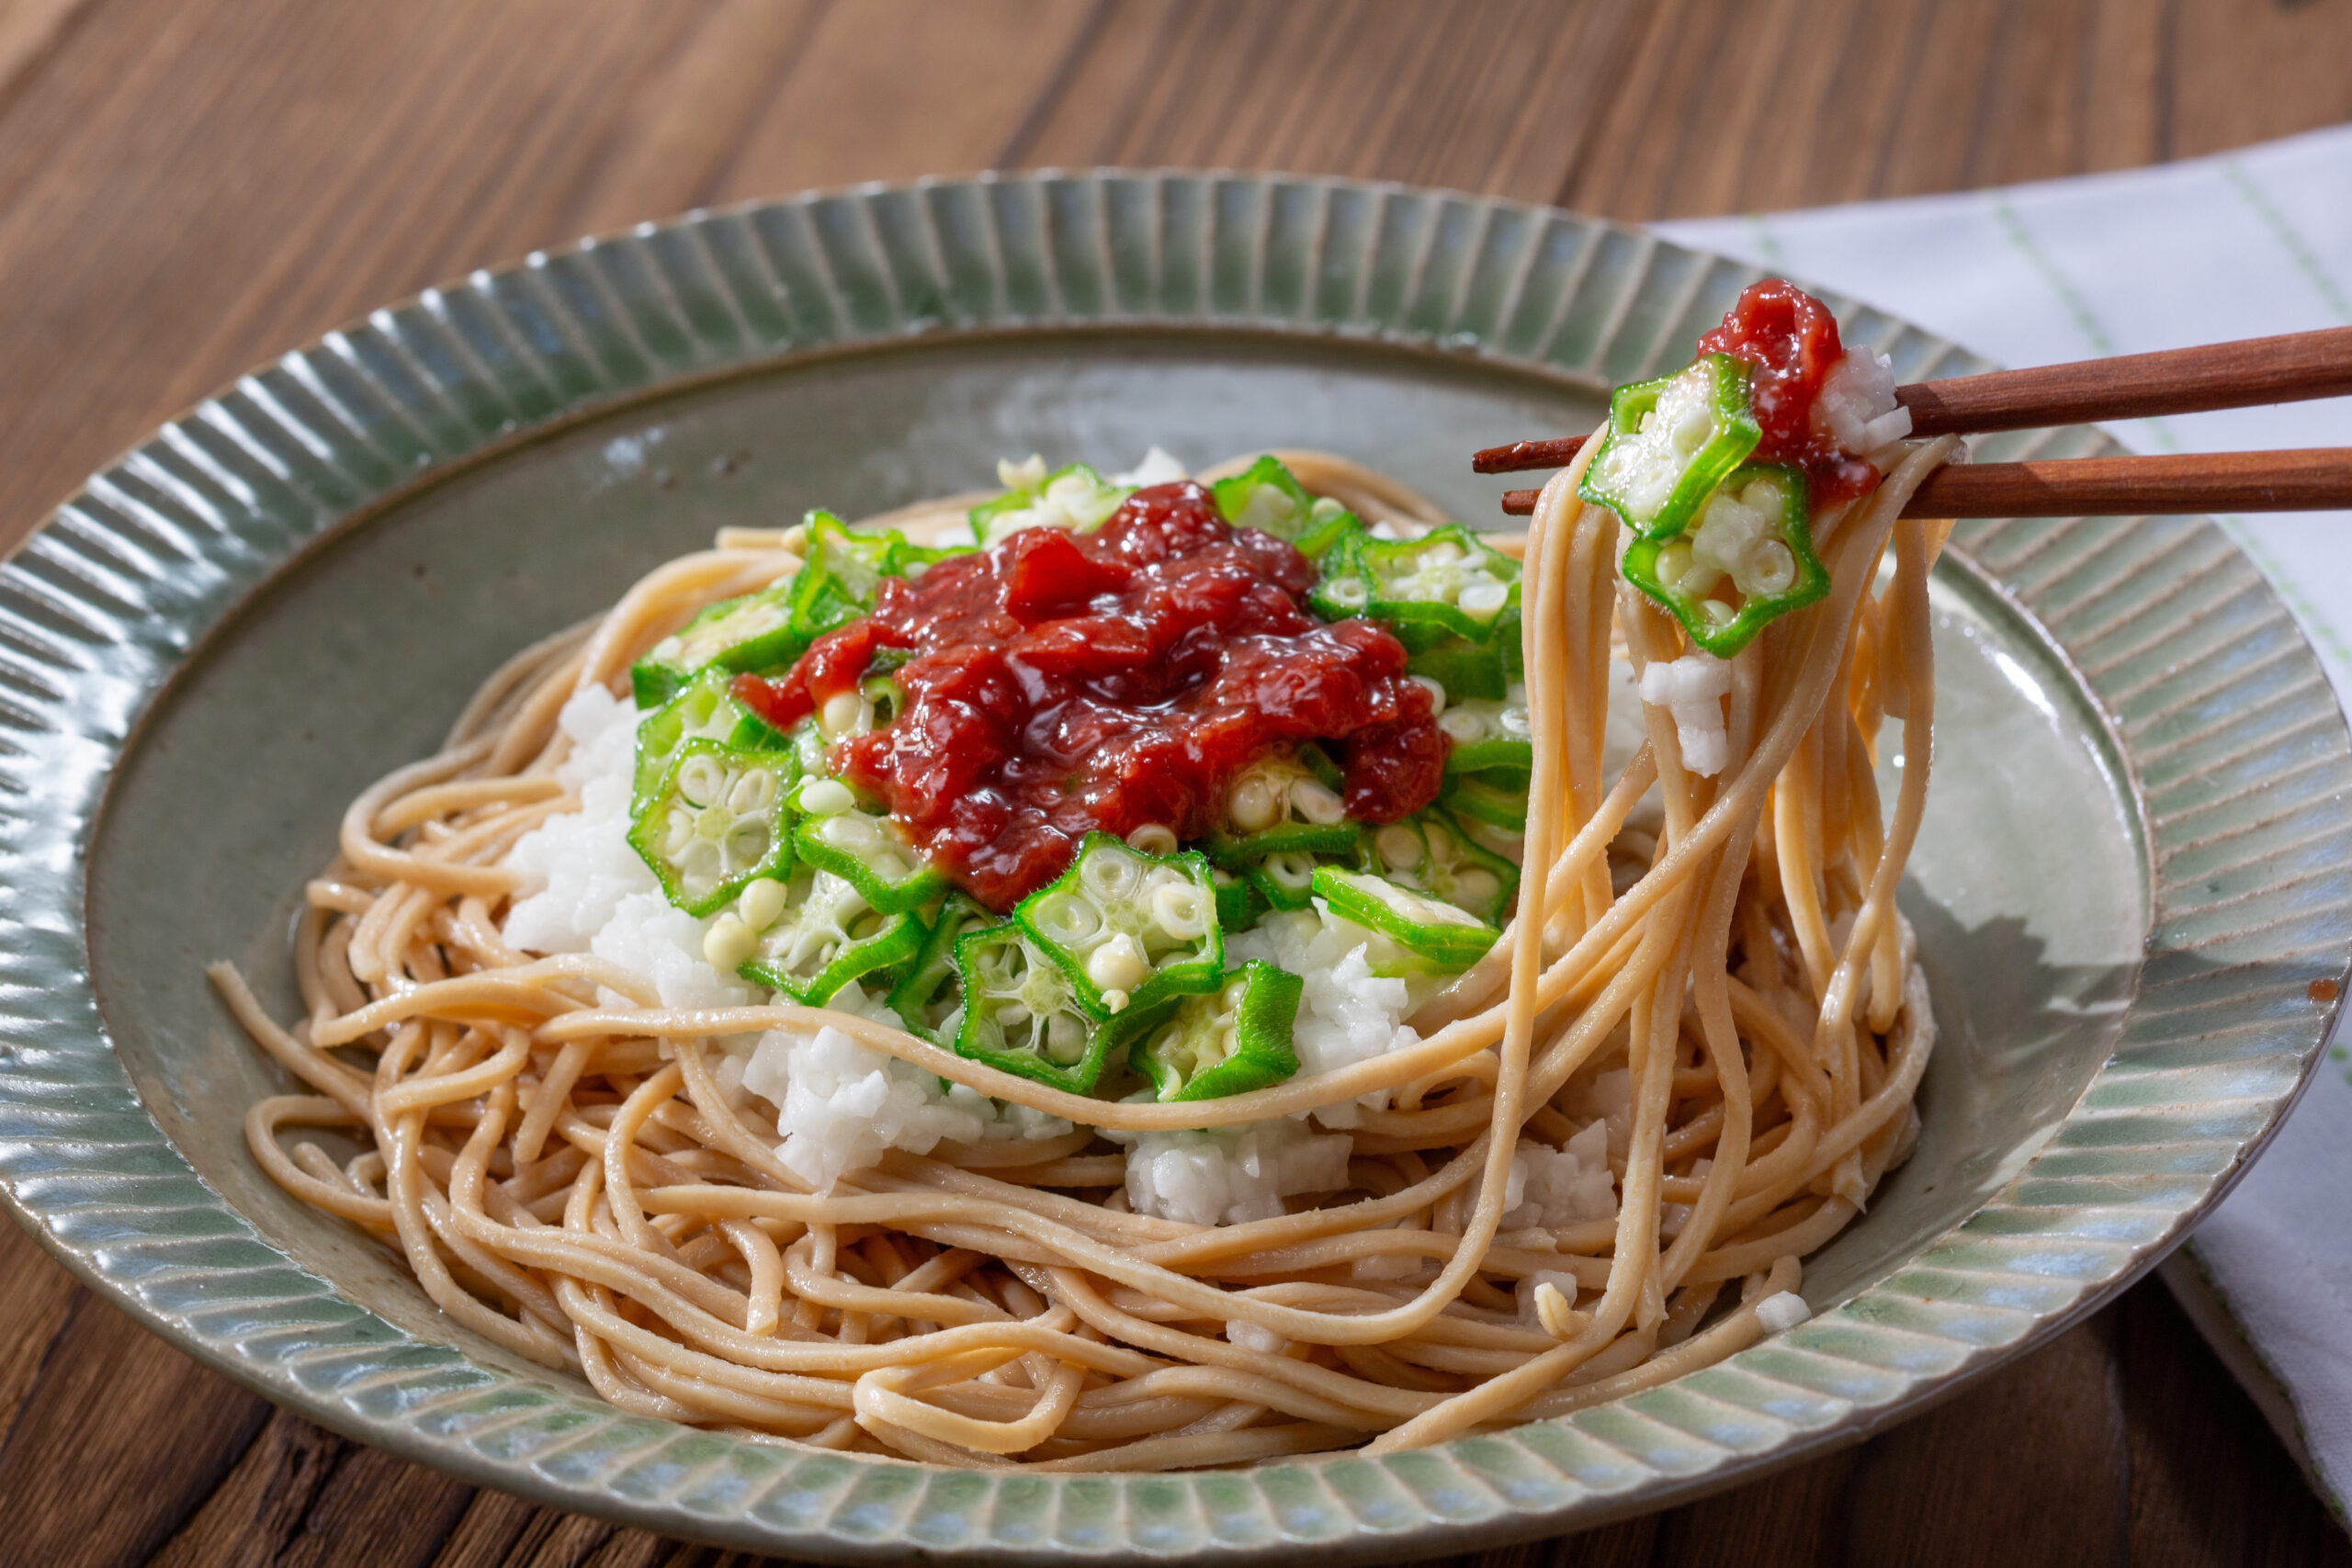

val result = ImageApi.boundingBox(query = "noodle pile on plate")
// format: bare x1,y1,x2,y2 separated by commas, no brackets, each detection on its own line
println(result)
219,434,1958,1470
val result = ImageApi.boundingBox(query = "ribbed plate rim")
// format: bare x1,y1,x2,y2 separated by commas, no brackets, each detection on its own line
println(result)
0,168,2343,1562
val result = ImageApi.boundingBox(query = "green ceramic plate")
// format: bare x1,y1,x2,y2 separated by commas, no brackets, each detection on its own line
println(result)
4,172,2346,1561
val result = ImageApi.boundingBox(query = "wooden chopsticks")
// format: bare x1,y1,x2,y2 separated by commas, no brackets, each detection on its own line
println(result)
1479,324,2352,518
1498,448,2352,517
1894,325,2352,435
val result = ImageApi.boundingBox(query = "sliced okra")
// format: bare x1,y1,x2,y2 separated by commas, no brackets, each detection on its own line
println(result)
886,894,994,1044
1438,770,1530,832
1440,685,1532,774
1620,463,1829,659
968,459,1131,548
790,777,945,915
1577,352,1762,540
629,581,799,708
632,664,791,811
1361,812,1520,928
1216,753,1352,842
1014,832,1222,1020
1308,524,1521,641
627,739,795,917
1208,456,1359,560
1407,633,1513,703
1309,864,1500,973
1246,849,1323,913
1133,961,1305,1102
1211,863,1269,933
949,921,1119,1092
787,511,907,649
736,867,926,1004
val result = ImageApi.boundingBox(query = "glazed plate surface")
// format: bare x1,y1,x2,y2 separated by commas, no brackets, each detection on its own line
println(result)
6,173,2347,1561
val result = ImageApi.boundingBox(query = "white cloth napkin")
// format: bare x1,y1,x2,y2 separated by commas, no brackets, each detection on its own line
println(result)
1656,123,2352,1513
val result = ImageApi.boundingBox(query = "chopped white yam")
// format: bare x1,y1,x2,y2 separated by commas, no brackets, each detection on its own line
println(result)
1226,1319,1287,1355
1113,446,1189,487
1227,906,1426,1129
1108,1117,1352,1226
1638,652,1735,777
1812,347,1911,456
741,985,1073,1193
1754,1291,1813,1333
1502,1121,1619,1228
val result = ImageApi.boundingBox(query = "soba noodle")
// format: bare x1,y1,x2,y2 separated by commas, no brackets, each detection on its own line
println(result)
220,435,1956,1468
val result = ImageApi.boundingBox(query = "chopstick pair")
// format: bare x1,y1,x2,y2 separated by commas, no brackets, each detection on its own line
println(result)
1478,326,2352,518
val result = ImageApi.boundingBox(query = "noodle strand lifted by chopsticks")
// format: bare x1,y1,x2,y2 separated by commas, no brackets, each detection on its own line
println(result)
220,441,1953,1468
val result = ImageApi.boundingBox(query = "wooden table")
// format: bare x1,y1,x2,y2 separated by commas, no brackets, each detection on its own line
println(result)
1,3,2347,1563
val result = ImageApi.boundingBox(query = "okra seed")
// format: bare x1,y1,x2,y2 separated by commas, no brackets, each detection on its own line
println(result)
1701,598,1738,626
1439,709,1489,744
1086,933,1151,994
738,877,788,931
1375,826,1424,870
677,754,727,808
1426,541,1464,566
702,914,756,973
1456,869,1501,905
1408,675,1448,715
1031,892,1101,945
1150,883,1209,939
1080,850,1141,902
820,814,881,853
1228,775,1280,833
1289,780,1345,825
1745,541,1796,594
798,778,854,816
1102,988,1131,1015
1046,1010,1088,1065
874,852,910,881
818,691,865,739
1264,852,1314,890
1309,496,1344,524
1460,580,1509,617
729,768,778,814
1126,823,1178,856
661,809,695,858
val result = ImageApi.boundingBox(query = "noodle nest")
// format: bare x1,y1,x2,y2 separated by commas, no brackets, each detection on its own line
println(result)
224,441,1955,1469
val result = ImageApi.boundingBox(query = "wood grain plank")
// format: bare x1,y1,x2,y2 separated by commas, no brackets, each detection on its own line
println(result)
145,1413,368,1568
0,1209,88,1443
1842,1313,2131,1568
2169,0,2352,162
1648,1442,1858,1566
2120,1281,2352,1568
552,0,831,238
705,0,1102,200
0,5,2346,1564
0,0,97,109
0,1293,272,1568
2075,0,2165,175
